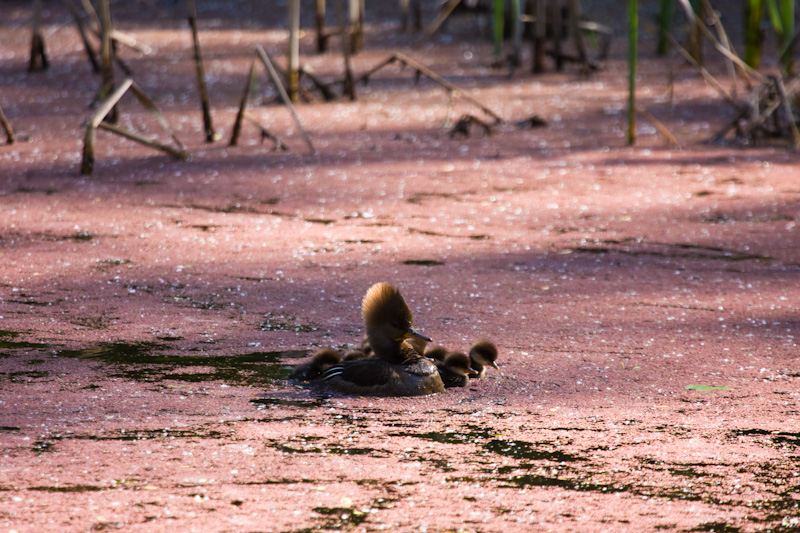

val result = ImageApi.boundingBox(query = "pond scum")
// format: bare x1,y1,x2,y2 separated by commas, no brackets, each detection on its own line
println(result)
2,331,798,531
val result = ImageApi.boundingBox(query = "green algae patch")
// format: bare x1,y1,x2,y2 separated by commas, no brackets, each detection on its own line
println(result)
58,342,300,386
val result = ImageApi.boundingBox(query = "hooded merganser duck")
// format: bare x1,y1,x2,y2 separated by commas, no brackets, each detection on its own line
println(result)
361,282,432,365
468,340,499,379
314,282,445,396
289,348,342,381
319,356,444,396
436,351,478,388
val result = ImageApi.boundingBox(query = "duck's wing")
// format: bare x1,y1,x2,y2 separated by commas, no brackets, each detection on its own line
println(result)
320,359,394,387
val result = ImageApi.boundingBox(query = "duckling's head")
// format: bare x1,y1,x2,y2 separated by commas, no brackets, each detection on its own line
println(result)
424,345,448,362
343,349,369,362
443,351,479,377
469,340,499,369
312,348,343,369
404,336,429,355
362,282,431,349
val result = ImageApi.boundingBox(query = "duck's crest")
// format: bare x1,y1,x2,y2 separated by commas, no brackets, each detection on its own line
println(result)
362,282,413,328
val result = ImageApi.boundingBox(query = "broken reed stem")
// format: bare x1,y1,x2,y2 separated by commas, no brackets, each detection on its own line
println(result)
255,45,316,155
96,121,188,159
567,0,589,71
355,53,503,123
82,78,132,174
79,0,100,29
62,0,100,71
82,78,189,175
773,75,800,149
127,82,187,153
229,57,257,147
187,0,215,142
89,78,133,129
335,0,356,100
419,0,462,43
699,0,740,94
354,55,397,84
315,0,327,52
243,112,288,151
29,0,49,72
663,32,744,112
97,0,116,123
287,0,300,102
635,106,680,148
298,66,336,101
675,0,760,86
0,104,15,145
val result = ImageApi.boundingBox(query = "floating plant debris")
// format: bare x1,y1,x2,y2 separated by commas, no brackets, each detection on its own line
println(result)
685,384,731,391
402,259,444,266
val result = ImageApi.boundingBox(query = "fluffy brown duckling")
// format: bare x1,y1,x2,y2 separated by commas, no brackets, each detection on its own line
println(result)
289,348,342,381
404,335,429,356
423,345,448,362
436,351,478,388
343,348,369,362
316,282,444,396
468,339,499,379
358,335,373,357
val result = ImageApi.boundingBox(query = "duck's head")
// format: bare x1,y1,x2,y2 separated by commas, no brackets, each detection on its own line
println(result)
469,339,499,369
362,282,431,347
443,351,479,377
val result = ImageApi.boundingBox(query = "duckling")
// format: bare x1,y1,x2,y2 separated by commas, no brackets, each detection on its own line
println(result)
359,335,373,357
343,348,369,362
404,335,429,356
289,348,342,381
436,351,478,388
314,282,445,396
468,339,499,379
423,345,448,362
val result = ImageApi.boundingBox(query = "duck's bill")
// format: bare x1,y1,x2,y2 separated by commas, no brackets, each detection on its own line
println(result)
468,367,480,375
490,361,499,369
405,327,432,343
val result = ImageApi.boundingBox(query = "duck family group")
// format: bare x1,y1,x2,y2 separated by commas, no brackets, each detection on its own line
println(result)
290,282,499,396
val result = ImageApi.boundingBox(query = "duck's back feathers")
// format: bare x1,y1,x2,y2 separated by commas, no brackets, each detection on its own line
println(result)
319,357,445,396
322,359,394,387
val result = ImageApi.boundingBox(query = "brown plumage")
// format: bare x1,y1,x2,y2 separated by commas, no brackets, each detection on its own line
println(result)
468,339,499,379
436,351,478,388
361,282,431,365
424,345,448,362
319,356,444,396
343,349,369,362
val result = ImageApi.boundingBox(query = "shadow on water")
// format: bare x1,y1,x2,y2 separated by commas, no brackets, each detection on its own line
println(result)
56,342,306,387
